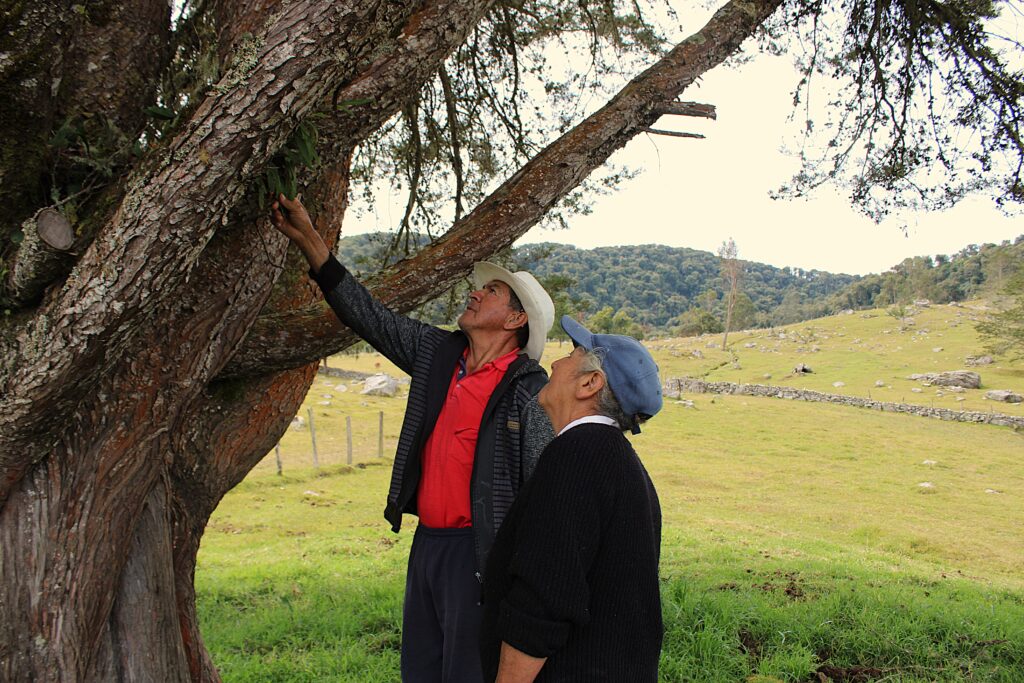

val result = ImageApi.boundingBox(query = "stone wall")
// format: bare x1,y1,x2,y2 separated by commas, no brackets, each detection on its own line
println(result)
667,378,1024,430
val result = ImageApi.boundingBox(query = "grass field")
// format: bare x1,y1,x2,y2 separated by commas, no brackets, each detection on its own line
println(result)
198,308,1024,681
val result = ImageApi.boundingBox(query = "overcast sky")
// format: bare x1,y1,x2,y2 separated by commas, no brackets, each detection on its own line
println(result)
347,4,1024,277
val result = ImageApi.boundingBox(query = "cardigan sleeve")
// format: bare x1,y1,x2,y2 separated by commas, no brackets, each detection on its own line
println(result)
310,254,439,376
496,438,610,658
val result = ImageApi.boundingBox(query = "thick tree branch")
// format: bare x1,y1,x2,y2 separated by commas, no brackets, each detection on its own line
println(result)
315,0,496,158
222,0,785,378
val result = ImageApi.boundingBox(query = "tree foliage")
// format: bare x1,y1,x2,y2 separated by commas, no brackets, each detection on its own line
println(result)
771,0,1024,220
977,261,1024,358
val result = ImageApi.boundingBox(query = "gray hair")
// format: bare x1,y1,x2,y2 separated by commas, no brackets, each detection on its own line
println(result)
577,348,632,430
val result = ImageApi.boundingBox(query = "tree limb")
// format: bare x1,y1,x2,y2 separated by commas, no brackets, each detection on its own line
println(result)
221,0,785,379
642,128,706,139
652,101,718,119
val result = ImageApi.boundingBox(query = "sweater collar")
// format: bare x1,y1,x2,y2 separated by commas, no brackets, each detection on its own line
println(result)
557,414,618,437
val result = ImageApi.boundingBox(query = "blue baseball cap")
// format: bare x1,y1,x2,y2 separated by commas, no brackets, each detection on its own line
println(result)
560,315,663,434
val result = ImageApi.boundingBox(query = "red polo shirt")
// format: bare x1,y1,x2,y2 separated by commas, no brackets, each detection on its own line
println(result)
417,347,520,528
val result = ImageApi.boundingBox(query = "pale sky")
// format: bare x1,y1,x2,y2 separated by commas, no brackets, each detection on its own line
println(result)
347,4,1024,277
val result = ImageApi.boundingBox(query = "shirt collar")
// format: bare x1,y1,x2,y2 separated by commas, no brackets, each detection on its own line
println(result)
557,414,618,437
457,347,520,380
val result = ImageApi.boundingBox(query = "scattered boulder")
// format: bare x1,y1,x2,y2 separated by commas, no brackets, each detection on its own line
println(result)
946,386,965,393
908,371,980,389
361,373,399,397
318,400,331,406
793,363,813,374
875,380,886,387
932,347,943,353
334,384,349,392
965,355,994,366
832,381,845,388
922,460,937,466
911,388,923,393
914,299,931,307
763,373,772,380
744,342,757,348
691,349,704,359
985,390,1022,403
290,415,306,430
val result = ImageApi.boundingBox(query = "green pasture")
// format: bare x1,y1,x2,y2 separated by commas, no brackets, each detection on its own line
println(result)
198,311,1024,681
650,302,1024,415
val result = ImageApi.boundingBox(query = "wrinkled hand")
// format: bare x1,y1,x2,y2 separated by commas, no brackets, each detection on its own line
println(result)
269,193,314,242
268,193,330,272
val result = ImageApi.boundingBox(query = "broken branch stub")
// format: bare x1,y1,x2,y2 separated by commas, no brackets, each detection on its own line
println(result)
3,207,75,308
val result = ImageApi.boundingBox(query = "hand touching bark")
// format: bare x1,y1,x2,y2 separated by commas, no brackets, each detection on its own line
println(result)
270,193,330,272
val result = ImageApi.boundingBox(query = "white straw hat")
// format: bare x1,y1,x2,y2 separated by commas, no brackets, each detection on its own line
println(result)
472,262,555,361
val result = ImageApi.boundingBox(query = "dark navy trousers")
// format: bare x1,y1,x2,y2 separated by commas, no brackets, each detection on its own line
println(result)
401,525,484,683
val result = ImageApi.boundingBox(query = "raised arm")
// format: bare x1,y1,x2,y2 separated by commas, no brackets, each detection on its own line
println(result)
270,194,438,374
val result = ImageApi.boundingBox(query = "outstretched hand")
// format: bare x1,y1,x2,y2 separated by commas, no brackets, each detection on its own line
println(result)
268,193,330,272
269,193,314,241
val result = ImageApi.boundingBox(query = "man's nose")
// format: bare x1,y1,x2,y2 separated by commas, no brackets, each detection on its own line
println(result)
468,290,483,302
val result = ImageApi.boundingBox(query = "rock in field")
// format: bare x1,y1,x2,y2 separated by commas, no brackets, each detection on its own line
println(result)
908,371,981,389
965,355,994,366
985,390,1022,403
361,373,399,397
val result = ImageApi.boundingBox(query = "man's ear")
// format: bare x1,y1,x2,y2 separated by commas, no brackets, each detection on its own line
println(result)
503,310,527,331
575,370,605,401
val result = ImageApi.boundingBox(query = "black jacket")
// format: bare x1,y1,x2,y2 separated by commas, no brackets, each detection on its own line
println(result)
481,423,663,682
312,255,553,574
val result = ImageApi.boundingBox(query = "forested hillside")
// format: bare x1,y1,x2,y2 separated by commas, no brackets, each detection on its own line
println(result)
334,233,1024,334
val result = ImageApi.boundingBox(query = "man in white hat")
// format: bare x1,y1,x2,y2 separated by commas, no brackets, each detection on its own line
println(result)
270,194,555,683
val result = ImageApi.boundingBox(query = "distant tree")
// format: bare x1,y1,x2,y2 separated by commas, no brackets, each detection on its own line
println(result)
700,288,720,314
718,238,743,347
545,274,591,343
586,305,643,338
887,303,911,331
730,293,757,331
977,265,1024,359
773,289,804,325
673,307,723,337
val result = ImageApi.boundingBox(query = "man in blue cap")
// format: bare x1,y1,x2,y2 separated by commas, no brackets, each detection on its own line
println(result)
479,316,664,682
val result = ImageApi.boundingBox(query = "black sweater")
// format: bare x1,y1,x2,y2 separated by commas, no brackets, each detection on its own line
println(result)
480,423,663,682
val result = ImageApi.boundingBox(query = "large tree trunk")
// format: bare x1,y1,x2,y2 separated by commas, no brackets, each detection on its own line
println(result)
0,1,782,680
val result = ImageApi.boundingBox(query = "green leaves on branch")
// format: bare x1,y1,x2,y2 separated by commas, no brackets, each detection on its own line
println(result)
255,122,321,209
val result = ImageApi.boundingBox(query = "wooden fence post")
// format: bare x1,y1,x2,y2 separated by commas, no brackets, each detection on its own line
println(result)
378,410,384,458
346,415,353,465
274,443,282,476
307,407,319,468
